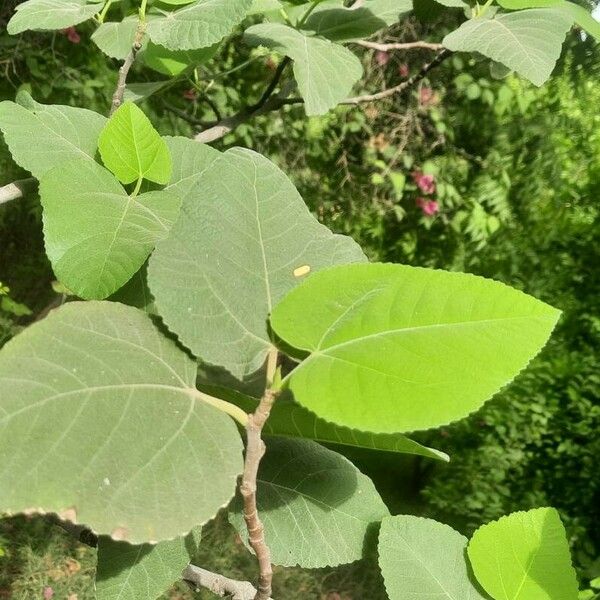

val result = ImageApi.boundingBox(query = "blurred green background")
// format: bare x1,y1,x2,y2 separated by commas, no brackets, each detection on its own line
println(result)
0,1,598,598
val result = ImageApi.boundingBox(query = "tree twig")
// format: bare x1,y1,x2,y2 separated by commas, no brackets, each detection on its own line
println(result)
0,177,37,206
182,565,273,600
356,39,444,52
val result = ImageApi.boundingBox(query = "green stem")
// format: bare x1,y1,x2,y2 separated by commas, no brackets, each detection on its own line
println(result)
476,0,494,17
97,0,113,23
297,0,323,28
194,390,249,426
278,7,293,26
139,0,148,22
130,177,143,198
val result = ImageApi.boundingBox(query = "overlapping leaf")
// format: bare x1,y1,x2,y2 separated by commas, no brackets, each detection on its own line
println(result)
270,263,561,433
467,508,578,600
0,302,243,543
40,159,180,300
148,139,365,379
244,23,363,115
92,17,139,59
0,94,106,179
143,42,219,76
229,438,389,567
7,0,102,35
443,9,572,86
378,515,487,600
146,0,252,50
96,528,201,600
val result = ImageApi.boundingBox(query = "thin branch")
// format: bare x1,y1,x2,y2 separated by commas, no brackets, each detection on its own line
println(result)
239,347,279,600
182,565,273,600
110,21,146,114
0,178,37,206
356,39,444,52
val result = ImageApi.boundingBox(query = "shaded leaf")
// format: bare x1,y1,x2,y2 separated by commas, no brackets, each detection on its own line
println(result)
143,42,219,76
244,23,363,115
40,159,181,300
124,82,170,104
270,263,560,433
0,301,243,543
467,508,578,600
148,140,365,379
92,18,139,60
378,515,487,600
229,438,389,567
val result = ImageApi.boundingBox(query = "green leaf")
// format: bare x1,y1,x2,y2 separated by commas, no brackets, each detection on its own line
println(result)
301,0,412,42
92,18,139,60
148,140,365,379
146,0,252,50
229,438,389,567
143,42,219,76
467,508,578,600
96,528,201,600
443,9,572,86
199,385,449,461
378,515,487,600
0,95,106,180
7,0,102,35
498,0,600,42
124,82,171,104
0,302,243,543
244,23,363,115
40,159,181,300
248,0,282,14
270,263,560,433
98,102,172,185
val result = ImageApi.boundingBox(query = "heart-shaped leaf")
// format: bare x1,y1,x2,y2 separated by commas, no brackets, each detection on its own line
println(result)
40,159,181,300
0,302,243,543
270,263,560,433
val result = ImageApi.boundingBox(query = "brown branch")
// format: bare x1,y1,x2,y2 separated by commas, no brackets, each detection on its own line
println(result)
110,21,146,114
182,565,273,600
356,39,444,52
0,177,37,205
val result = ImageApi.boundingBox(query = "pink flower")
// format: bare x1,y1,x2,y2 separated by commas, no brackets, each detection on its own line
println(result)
416,197,439,216
411,171,436,195
399,63,410,78
375,50,390,67
419,86,434,106
182,89,198,101
61,27,80,44
43,587,54,600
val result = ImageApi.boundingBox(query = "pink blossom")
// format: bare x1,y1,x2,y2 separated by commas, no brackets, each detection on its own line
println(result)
416,197,439,216
399,63,410,78
411,171,436,195
182,89,198,101
375,50,390,67
419,86,434,106
61,27,80,44
43,587,54,600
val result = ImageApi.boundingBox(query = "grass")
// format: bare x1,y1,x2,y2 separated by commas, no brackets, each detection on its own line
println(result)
0,513,388,599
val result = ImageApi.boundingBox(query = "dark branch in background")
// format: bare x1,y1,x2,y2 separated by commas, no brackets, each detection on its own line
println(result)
0,178,36,205
183,565,273,600
356,39,444,52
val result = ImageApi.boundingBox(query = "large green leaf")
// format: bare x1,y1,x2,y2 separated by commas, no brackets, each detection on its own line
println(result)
229,438,389,567
7,0,102,35
443,9,572,86
301,0,412,42
92,18,139,60
0,302,243,543
467,508,578,600
40,159,181,300
498,0,600,41
148,140,365,379
96,528,201,600
199,385,449,461
0,95,106,180
270,263,560,433
244,23,363,115
98,102,172,185
146,0,252,50
378,515,487,600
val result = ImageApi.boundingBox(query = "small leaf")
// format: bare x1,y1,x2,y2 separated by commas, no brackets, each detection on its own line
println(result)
146,0,252,51
270,263,560,433
7,0,102,35
229,438,389,567
467,507,578,600
0,301,243,543
244,23,363,115
143,42,219,76
96,528,201,600
92,18,139,60
98,102,172,185
40,159,181,300
443,9,572,86
378,515,487,600
148,140,365,379
0,95,105,179
124,82,170,104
